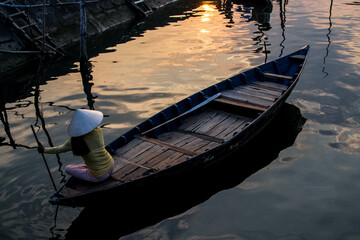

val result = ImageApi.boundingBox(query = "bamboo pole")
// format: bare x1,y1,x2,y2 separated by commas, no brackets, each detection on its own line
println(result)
31,125,57,191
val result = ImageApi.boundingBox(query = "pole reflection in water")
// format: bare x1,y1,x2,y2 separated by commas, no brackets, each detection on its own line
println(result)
322,0,333,78
0,86,17,149
80,60,96,110
217,0,234,26
277,0,288,57
64,103,306,240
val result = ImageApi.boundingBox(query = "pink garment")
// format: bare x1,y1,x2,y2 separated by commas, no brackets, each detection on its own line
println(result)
65,163,114,182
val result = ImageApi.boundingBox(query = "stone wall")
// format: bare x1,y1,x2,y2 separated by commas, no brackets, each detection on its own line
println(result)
0,0,177,78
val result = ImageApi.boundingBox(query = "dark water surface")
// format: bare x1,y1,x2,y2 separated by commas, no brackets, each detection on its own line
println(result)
1,0,360,239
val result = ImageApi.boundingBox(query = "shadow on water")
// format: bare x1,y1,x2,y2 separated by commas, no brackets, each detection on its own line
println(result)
64,103,306,240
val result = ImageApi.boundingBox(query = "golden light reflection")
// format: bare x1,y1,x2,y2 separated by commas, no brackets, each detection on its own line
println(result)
202,4,214,11
201,4,215,23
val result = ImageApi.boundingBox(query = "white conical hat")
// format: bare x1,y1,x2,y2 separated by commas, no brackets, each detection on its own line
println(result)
67,109,103,137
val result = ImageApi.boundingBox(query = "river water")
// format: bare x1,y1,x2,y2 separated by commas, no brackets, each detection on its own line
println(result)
1,0,360,239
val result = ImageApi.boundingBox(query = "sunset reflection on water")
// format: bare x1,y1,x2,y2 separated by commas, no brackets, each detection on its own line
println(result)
1,0,360,239
84,2,257,123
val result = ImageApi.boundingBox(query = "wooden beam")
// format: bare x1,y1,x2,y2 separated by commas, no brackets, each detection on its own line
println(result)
251,81,287,91
249,82,284,93
263,72,293,81
213,96,268,112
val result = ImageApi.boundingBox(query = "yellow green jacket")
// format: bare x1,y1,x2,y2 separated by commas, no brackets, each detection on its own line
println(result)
44,128,114,177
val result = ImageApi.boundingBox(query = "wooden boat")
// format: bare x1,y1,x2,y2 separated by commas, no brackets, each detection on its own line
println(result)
66,104,306,239
50,45,309,207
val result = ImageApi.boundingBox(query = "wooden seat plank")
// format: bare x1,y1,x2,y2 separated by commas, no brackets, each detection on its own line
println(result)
235,84,281,98
233,87,277,102
213,97,268,112
249,82,284,94
263,72,293,81
237,84,282,97
252,81,288,91
221,91,273,108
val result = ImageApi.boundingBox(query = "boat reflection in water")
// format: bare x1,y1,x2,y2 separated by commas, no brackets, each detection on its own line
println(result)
65,103,306,240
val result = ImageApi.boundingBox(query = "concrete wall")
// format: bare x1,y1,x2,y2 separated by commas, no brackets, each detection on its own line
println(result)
0,0,177,78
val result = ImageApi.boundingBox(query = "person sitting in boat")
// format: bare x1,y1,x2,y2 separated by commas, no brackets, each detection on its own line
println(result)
37,109,114,182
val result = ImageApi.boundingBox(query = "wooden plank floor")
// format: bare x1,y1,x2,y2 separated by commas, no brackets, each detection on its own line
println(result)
111,128,223,182
109,79,287,183
179,109,252,141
